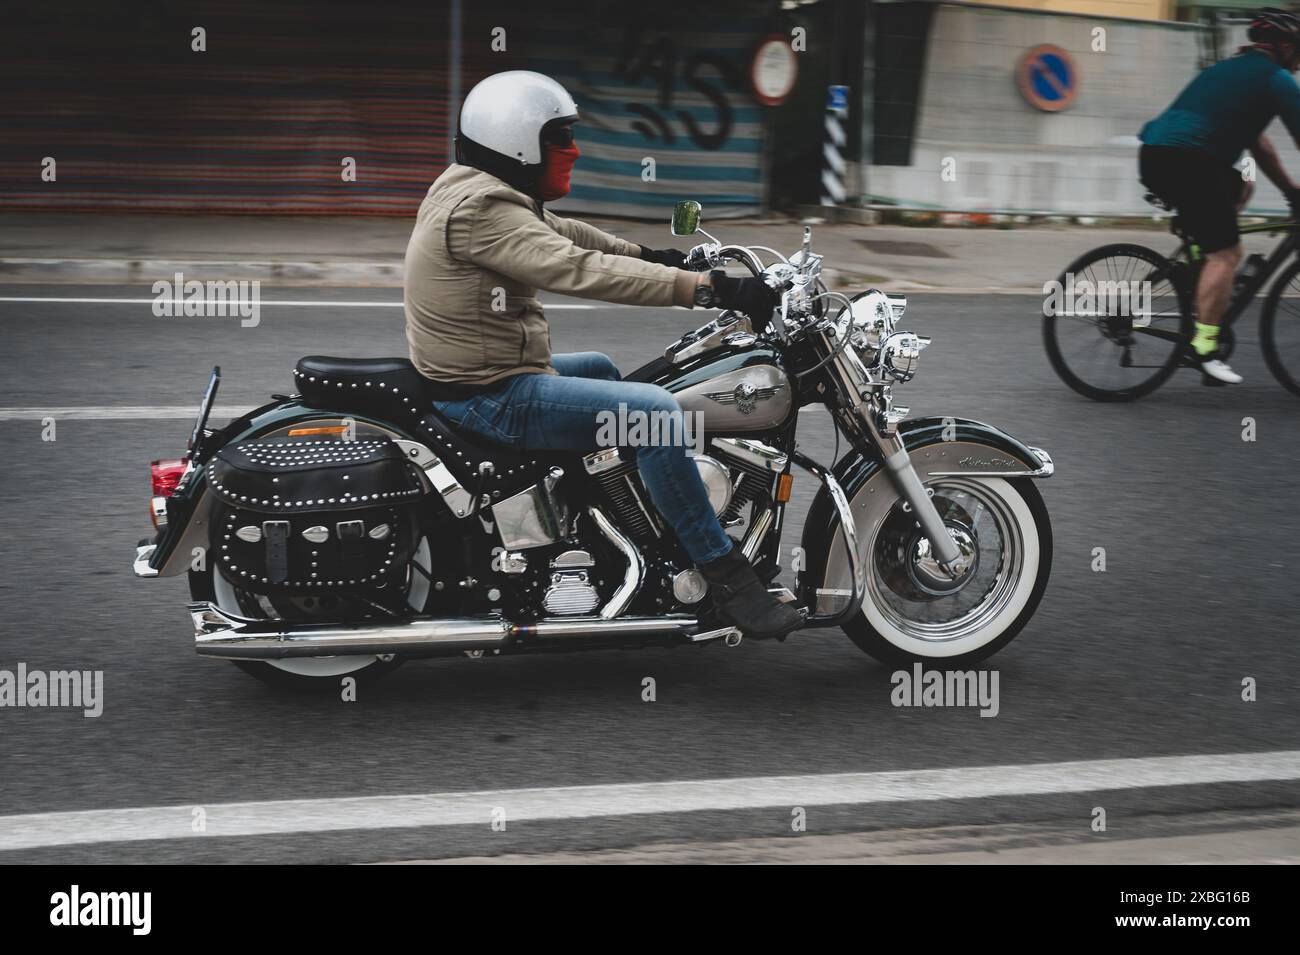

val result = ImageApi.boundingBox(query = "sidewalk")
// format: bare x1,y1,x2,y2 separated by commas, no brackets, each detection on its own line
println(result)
0,211,1285,292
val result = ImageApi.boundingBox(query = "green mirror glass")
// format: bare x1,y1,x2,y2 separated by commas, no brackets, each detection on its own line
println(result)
671,200,702,237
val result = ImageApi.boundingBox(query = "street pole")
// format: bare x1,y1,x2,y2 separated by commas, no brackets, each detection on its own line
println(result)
447,0,463,166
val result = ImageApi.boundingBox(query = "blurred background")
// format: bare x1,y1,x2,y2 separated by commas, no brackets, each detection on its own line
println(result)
1,0,1292,222
3,0,1300,867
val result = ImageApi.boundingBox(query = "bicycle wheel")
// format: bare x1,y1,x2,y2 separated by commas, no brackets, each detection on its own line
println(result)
1261,257,1300,397
1043,243,1194,401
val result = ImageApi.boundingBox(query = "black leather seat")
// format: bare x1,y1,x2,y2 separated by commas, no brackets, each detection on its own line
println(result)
294,356,431,424
293,356,566,496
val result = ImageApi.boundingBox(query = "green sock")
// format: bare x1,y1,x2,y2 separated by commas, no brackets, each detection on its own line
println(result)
1192,321,1220,356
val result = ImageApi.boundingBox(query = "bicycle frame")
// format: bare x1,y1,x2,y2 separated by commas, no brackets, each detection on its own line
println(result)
1170,220,1300,329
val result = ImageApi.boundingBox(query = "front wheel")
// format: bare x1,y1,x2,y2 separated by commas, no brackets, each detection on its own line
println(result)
1261,257,1300,397
842,477,1052,666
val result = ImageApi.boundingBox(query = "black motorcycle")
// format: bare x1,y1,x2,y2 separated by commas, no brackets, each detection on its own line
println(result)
135,202,1055,688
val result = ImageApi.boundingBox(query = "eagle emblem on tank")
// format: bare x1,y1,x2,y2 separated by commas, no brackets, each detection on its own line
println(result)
704,380,787,415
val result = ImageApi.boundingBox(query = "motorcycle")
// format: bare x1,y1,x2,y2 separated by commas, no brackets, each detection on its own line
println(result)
133,201,1054,688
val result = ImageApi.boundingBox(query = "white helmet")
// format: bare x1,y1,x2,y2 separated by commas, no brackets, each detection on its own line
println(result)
458,70,578,167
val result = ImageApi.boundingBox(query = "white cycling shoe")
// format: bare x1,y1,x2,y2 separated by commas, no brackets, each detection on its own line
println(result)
1198,356,1243,385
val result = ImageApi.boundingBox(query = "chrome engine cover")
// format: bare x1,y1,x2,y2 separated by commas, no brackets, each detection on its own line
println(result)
693,454,733,517
543,571,601,615
542,549,601,616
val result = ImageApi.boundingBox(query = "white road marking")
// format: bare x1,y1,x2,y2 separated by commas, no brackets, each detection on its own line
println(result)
0,407,255,420
0,296,607,309
2,750,1297,852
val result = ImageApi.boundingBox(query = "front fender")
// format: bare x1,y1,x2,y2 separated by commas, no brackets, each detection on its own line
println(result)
795,417,1053,617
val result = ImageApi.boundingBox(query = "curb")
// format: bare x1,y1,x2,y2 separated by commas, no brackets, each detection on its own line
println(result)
0,258,406,287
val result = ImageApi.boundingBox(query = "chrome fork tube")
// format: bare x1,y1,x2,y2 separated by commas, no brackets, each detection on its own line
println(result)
862,402,963,568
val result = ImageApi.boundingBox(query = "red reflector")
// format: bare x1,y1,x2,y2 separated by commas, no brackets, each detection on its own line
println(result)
151,458,188,498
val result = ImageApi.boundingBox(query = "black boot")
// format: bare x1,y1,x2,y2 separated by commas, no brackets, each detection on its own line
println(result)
700,544,803,640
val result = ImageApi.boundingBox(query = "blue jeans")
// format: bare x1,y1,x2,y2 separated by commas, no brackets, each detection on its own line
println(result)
432,352,734,565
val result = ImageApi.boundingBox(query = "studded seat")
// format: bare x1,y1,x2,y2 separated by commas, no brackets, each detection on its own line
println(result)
414,409,573,496
293,356,571,497
294,356,431,424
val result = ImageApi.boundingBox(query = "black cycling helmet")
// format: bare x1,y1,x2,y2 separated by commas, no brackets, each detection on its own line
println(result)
1248,7,1300,44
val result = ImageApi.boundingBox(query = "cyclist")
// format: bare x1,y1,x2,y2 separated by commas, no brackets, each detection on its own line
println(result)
1138,7,1300,384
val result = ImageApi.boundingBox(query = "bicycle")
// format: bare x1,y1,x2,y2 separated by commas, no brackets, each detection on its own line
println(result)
1042,196,1300,401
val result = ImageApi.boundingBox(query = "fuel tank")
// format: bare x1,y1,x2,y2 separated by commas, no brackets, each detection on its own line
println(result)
629,346,794,435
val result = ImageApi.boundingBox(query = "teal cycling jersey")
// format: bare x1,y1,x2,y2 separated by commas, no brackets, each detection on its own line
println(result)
1140,49,1300,166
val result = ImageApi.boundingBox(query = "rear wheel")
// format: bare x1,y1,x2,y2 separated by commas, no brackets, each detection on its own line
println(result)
1261,257,1300,397
188,536,434,691
1043,243,1193,401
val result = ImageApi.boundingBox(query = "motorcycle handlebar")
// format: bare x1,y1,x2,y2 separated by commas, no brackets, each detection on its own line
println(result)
685,242,767,278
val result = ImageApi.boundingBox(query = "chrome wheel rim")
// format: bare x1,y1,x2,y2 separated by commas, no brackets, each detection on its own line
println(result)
869,479,1024,643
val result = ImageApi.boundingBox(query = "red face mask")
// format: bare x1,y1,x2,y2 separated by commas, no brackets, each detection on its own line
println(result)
539,142,580,201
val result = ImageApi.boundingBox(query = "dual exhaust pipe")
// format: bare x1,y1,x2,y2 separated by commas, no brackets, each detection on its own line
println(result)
190,602,735,660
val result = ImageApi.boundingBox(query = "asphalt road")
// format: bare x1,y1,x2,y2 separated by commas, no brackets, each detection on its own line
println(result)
1,283,1298,863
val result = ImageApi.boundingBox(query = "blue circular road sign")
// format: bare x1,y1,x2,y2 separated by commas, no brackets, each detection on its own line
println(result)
1017,44,1078,112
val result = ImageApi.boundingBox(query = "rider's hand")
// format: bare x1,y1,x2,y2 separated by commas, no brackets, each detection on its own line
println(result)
709,270,778,330
638,246,688,269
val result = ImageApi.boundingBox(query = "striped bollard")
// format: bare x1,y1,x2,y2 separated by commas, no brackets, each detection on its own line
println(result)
821,84,849,207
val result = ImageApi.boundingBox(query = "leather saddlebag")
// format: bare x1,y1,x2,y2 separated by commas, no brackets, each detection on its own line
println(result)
205,437,424,592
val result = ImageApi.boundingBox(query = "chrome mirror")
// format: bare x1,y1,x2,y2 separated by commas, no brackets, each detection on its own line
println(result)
671,200,702,237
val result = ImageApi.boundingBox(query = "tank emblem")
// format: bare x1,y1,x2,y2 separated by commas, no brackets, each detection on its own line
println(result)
704,381,785,415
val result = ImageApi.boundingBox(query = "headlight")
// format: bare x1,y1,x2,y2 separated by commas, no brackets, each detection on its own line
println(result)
843,289,894,357
885,293,907,322
879,332,930,382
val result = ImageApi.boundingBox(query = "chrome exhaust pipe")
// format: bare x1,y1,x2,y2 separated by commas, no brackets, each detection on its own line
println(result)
518,616,698,639
191,603,512,660
190,602,705,660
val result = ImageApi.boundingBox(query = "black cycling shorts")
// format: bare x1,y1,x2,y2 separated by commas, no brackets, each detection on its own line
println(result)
1139,145,1245,253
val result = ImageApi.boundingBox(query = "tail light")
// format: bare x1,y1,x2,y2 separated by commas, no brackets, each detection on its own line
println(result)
151,458,188,497
150,458,189,529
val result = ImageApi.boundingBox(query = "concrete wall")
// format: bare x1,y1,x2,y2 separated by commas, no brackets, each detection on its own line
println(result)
863,2,1300,216
957,0,1174,21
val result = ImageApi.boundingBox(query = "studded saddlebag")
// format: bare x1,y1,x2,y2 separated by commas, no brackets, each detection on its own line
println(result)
205,437,425,593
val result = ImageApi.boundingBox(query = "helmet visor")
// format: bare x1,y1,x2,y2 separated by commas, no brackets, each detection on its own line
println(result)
541,119,577,148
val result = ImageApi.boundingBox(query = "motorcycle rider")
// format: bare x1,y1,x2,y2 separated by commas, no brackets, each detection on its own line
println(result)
403,70,802,640
1138,6,1300,384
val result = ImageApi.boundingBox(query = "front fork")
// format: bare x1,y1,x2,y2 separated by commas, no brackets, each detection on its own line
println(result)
852,393,966,573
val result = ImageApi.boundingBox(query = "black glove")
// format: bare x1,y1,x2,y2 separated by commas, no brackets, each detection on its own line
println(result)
638,246,687,269
709,270,778,330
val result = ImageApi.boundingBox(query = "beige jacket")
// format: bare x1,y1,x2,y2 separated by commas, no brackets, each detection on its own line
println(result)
404,164,700,385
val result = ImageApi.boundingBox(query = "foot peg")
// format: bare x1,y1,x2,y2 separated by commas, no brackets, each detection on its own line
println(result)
689,626,744,647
